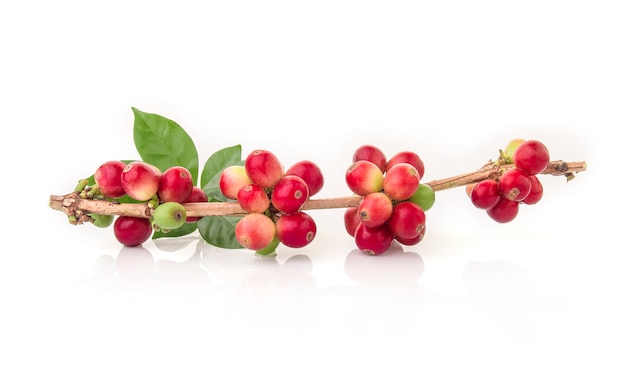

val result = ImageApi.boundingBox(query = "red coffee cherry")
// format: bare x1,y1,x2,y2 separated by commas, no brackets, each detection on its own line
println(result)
183,186,209,222
275,212,317,248
94,160,127,199
235,213,276,251
357,192,393,228
271,175,309,214
522,175,544,205
354,222,394,256
388,201,426,240
386,150,425,179
245,149,284,188
237,183,270,214
120,161,161,201
498,168,531,202
285,160,324,197
345,160,384,196
113,216,153,247
470,179,500,210
158,166,193,203
512,139,550,175
353,144,387,173
383,162,420,201
486,196,520,223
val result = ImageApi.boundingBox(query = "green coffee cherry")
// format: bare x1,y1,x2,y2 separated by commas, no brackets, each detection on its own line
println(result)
255,236,280,257
407,183,435,211
152,201,187,230
89,213,115,228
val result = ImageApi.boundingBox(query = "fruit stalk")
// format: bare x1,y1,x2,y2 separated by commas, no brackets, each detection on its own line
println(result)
49,160,587,221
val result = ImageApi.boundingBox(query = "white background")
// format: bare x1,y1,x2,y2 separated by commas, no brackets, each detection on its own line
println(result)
2,1,624,386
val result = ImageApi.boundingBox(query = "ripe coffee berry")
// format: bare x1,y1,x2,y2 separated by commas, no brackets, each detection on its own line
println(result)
353,144,387,173
522,175,544,205
357,192,393,228
285,160,324,197
512,139,550,175
383,162,420,201
343,207,361,237
158,166,194,203
275,211,317,248
245,149,284,188
470,179,500,210
486,196,519,223
498,168,531,202
354,222,394,256
386,150,425,179
271,175,309,214
235,213,276,251
94,160,127,199
388,201,426,240
121,161,161,201
113,216,153,247
237,183,270,213
345,160,384,196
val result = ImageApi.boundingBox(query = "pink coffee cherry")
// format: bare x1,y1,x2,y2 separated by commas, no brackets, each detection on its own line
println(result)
512,139,550,175
345,160,384,196
237,183,270,213
219,165,252,200
383,162,420,201
357,192,393,228
235,213,276,251
113,216,153,247
94,160,127,199
245,149,284,188
498,168,531,202
158,166,193,203
285,160,324,197
275,211,317,248
120,161,162,201
386,150,425,178
353,144,387,173
271,175,309,214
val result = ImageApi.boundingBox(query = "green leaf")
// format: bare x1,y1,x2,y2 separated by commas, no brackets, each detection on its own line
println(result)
152,222,198,239
200,144,243,201
197,215,243,249
131,107,199,185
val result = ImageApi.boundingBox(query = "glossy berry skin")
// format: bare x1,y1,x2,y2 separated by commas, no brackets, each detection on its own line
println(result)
285,160,324,197
512,139,550,175
394,225,426,246
113,216,153,247
94,160,127,199
237,183,270,213
486,196,519,223
408,184,435,211
245,149,284,188
275,212,317,248
345,160,384,196
121,161,161,202
395,225,426,246
343,207,361,237
158,166,193,203
498,168,531,202
235,213,276,251
219,165,252,200
353,144,387,173
152,201,187,230
354,222,394,256
470,179,500,210
386,151,425,179
271,175,309,214
388,201,426,240
383,162,420,201
522,175,544,205
357,192,393,228
183,186,209,222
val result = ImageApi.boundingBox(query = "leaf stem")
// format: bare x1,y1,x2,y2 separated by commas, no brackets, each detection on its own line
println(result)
49,160,587,222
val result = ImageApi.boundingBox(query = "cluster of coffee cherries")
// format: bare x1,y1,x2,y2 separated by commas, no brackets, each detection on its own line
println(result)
89,160,208,246
467,139,549,223
218,149,324,255
343,145,435,255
